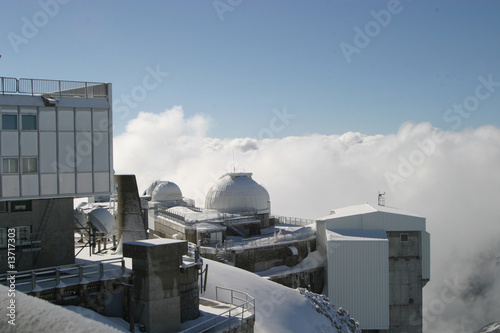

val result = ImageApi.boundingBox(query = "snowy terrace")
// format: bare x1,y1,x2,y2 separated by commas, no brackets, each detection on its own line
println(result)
0,243,201,295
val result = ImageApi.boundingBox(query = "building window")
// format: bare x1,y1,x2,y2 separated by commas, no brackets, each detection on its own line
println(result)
22,114,37,130
400,233,409,242
0,202,7,213
10,201,32,212
22,157,38,173
14,226,31,246
1,114,17,130
0,228,6,248
2,158,19,174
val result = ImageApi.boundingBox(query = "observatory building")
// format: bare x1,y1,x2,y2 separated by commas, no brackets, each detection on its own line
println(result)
317,203,430,333
0,76,113,272
147,172,271,245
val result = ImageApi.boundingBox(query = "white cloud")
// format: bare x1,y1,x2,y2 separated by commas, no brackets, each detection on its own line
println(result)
114,107,500,332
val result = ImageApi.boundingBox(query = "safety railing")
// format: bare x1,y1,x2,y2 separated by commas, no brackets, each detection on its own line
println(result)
272,214,315,227
233,228,316,250
182,286,255,333
0,258,126,293
1,77,108,98
0,77,18,94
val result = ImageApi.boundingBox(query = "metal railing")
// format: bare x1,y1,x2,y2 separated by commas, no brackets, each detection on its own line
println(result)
0,258,127,293
182,286,255,333
272,214,315,227
1,77,108,98
226,228,316,250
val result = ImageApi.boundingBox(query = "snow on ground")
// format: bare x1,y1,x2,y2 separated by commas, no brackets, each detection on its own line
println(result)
0,285,124,333
64,306,130,332
202,258,359,333
256,250,326,279
475,322,500,333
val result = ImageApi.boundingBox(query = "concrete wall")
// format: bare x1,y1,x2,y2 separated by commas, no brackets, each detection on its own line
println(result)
229,238,316,272
269,267,324,294
384,231,424,333
152,217,196,244
0,198,74,272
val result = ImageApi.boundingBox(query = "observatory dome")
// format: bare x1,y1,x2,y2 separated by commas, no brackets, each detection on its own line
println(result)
151,181,183,202
205,172,270,214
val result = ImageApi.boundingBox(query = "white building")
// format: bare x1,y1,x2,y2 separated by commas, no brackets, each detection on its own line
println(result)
0,76,113,271
317,203,430,333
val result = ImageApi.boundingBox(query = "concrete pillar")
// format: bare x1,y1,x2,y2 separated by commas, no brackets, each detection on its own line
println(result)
123,238,188,333
115,175,147,252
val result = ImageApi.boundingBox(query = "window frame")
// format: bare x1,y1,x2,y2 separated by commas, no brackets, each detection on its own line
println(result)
21,114,37,130
10,200,32,212
14,226,31,246
0,228,6,249
2,158,19,174
400,233,409,242
22,157,38,174
1,114,18,130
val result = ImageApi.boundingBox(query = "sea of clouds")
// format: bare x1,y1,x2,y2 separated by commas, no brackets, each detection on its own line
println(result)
114,106,500,332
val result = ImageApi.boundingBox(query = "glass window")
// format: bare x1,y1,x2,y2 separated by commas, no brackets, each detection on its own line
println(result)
15,226,31,246
10,200,32,212
0,228,6,248
2,158,19,174
2,114,17,130
0,202,6,212
22,157,38,173
22,115,37,130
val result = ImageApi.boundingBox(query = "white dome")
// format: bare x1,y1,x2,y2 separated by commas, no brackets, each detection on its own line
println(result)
205,173,270,214
151,181,183,202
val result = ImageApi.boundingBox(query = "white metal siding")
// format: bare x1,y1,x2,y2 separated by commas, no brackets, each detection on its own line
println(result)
327,231,390,330
1,87,114,200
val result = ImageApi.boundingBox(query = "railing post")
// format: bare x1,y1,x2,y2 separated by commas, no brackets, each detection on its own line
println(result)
31,271,36,291
99,262,104,279
79,266,83,283
56,268,60,287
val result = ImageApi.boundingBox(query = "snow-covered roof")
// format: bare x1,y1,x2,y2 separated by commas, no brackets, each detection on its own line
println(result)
318,203,423,220
317,203,426,232
205,172,270,214
326,229,388,242
194,222,226,232
151,181,183,202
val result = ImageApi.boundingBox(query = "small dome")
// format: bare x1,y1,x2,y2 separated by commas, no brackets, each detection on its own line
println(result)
205,172,270,214
151,181,183,202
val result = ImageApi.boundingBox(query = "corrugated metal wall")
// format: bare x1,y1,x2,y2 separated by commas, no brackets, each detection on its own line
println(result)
326,231,390,330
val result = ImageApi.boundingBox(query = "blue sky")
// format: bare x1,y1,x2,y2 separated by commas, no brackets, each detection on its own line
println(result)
1,0,499,138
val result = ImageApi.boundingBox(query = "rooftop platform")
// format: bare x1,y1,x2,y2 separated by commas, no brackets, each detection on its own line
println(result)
1,76,109,99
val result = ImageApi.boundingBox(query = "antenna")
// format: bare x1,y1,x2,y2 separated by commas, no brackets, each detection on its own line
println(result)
232,148,236,173
378,192,386,206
